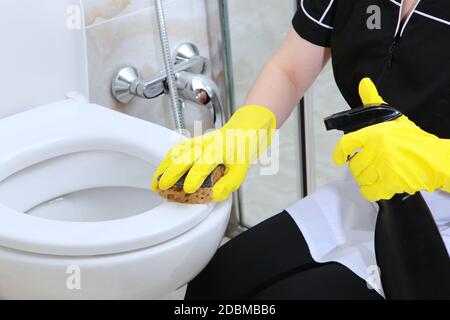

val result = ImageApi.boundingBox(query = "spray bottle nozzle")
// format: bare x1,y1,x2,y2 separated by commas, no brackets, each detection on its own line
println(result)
324,105,402,134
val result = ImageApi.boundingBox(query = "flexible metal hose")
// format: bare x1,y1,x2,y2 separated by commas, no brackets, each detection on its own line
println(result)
154,0,185,132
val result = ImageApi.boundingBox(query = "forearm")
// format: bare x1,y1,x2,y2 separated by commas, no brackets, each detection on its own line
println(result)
244,28,330,128
244,61,301,127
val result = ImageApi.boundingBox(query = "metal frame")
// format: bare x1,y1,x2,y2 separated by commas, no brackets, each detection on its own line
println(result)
293,0,311,197
299,91,316,196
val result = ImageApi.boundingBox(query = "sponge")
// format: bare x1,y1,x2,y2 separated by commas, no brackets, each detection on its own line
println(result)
156,165,225,204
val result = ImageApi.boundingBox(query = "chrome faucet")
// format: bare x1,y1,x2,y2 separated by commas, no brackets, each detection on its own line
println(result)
111,43,225,128
175,71,224,126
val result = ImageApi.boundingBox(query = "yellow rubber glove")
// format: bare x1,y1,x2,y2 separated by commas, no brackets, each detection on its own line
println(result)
333,78,450,201
152,105,276,201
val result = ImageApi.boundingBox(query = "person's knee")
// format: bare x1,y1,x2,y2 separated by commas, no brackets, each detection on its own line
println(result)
185,211,309,300
185,244,239,300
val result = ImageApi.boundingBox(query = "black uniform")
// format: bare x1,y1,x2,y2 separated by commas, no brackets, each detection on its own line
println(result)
294,0,450,138
185,0,450,300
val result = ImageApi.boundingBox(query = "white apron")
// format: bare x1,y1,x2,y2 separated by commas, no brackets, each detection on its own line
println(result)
285,174,450,297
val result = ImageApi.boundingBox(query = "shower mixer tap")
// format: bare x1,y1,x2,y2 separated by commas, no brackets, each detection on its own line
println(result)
175,71,224,127
112,43,225,128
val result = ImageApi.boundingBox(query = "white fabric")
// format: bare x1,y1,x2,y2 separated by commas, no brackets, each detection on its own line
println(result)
285,174,450,297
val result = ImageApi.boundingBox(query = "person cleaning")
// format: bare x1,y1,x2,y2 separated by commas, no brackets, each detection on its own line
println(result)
153,0,450,299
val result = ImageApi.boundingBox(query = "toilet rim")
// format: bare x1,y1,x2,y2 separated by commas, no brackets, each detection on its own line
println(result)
0,201,214,256
0,100,216,256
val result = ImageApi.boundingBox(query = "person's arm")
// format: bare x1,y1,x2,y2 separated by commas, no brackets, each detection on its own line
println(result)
153,28,331,200
244,28,330,127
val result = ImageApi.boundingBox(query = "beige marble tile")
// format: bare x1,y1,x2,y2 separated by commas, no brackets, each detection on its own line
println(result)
85,0,213,133
82,0,167,27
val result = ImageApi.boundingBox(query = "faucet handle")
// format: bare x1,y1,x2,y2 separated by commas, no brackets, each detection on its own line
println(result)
173,43,200,65
175,71,224,129
111,67,142,104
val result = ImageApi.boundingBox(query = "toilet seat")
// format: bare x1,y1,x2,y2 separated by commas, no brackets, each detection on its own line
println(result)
0,99,214,256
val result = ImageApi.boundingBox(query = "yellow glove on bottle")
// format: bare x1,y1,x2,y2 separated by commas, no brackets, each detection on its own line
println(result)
333,78,450,201
152,105,276,201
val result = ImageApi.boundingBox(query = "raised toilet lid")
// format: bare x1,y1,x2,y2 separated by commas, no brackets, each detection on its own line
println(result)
0,100,215,256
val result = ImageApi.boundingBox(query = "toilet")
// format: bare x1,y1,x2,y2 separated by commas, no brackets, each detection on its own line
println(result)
0,0,232,299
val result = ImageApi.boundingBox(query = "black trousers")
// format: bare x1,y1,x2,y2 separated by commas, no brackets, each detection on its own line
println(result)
186,211,383,300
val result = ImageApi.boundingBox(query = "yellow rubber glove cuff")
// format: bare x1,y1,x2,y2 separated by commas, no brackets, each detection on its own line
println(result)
333,78,450,201
152,105,276,202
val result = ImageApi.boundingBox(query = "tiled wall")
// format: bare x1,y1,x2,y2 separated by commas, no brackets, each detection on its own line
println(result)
82,0,214,133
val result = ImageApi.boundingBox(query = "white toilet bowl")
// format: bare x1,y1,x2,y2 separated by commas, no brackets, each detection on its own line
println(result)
0,100,232,299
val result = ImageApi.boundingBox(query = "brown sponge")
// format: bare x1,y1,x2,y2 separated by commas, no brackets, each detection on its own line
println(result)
156,165,225,204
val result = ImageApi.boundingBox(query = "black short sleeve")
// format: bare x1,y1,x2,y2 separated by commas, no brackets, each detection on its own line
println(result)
292,0,337,47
